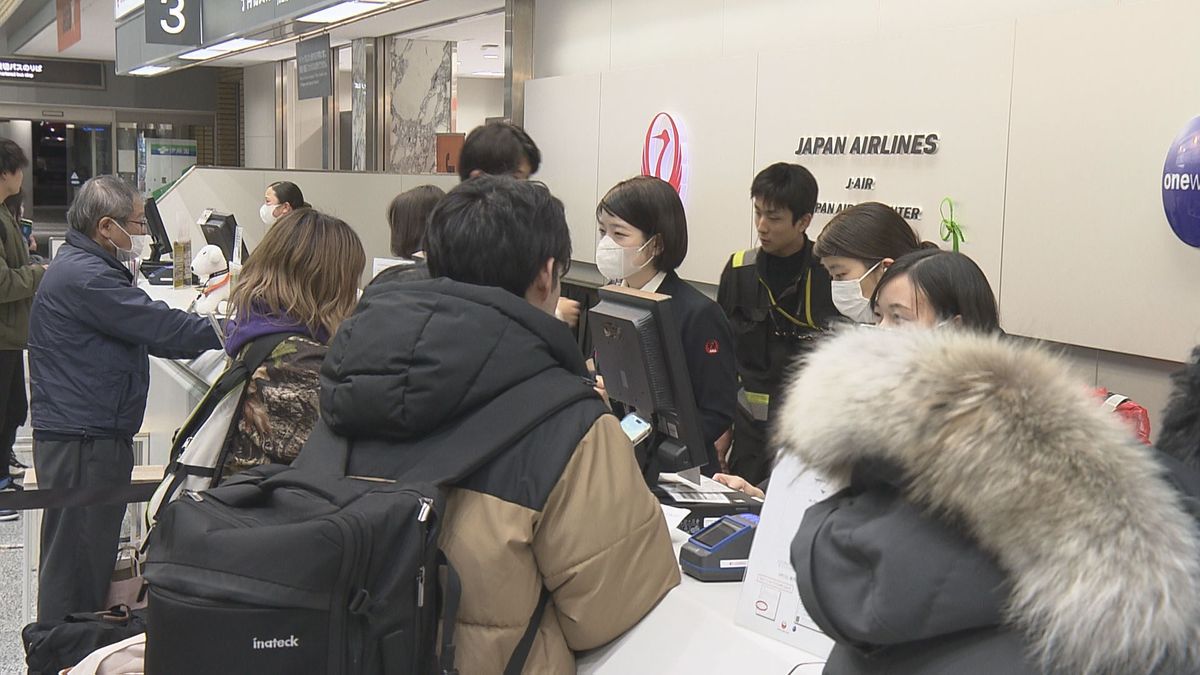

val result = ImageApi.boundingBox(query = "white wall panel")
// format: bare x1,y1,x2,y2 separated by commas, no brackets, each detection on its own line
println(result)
456,77,504,134
754,22,1014,289
597,57,758,284
243,63,277,169
1003,0,1200,362
533,0,612,78
525,73,604,263
607,0,724,72
722,0,882,58
877,0,1112,34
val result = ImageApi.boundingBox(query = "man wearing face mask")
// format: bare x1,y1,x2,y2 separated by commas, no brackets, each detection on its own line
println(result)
716,163,838,485
28,175,221,620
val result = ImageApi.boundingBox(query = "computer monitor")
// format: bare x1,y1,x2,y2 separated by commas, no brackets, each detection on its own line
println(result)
143,197,171,263
589,284,709,481
198,209,249,263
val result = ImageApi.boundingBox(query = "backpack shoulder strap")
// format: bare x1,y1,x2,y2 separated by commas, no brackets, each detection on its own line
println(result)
167,332,302,465
296,369,600,485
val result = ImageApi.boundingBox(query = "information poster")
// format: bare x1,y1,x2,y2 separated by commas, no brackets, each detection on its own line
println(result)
733,455,836,659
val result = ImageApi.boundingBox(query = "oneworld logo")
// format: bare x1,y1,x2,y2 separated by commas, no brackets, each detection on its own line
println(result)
1162,116,1200,247
642,112,687,197
252,635,300,650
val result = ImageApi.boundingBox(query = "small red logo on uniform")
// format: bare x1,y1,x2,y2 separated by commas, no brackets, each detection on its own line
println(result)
705,339,720,355
642,112,685,194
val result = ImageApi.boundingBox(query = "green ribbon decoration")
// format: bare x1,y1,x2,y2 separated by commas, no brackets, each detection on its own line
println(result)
939,197,966,252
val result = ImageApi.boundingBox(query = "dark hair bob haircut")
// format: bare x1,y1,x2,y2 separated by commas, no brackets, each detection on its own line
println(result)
870,249,1001,333
596,176,688,272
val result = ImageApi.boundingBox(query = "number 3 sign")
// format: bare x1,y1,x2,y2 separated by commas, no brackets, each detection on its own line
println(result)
146,0,200,46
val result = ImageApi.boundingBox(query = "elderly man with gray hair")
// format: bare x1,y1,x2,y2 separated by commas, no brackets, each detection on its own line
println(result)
28,175,219,620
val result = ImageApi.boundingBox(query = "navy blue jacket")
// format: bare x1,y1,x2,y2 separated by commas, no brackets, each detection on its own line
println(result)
29,228,220,438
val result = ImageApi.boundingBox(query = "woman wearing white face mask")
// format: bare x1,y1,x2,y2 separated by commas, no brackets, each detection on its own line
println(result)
870,248,1001,332
594,176,737,475
813,202,937,324
259,181,308,227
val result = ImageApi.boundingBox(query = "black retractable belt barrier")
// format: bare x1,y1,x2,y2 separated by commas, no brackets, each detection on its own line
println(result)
0,483,157,510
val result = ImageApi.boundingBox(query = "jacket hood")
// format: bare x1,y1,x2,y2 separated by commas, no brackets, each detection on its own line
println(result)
224,310,325,357
320,278,586,440
777,327,1200,675
1158,346,1200,471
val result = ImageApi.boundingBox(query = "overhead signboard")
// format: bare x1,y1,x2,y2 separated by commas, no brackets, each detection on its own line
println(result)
56,0,82,52
115,0,144,19
296,33,331,100
202,0,329,45
0,57,104,88
146,0,201,45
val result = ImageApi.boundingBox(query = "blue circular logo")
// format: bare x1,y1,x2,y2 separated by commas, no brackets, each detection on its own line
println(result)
1162,116,1200,247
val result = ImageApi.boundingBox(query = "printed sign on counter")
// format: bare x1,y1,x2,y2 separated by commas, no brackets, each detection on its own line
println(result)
733,454,836,659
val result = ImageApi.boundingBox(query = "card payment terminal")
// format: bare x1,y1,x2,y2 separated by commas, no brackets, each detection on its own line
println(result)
678,513,758,582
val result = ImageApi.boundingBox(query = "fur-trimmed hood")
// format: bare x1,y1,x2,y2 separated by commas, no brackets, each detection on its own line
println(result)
778,328,1200,675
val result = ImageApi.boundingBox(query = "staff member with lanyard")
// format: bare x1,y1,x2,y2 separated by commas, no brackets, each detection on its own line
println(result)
717,163,837,485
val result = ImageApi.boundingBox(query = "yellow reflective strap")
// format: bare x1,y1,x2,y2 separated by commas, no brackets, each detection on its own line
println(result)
804,271,813,328
744,391,770,405
732,250,747,268
757,278,817,330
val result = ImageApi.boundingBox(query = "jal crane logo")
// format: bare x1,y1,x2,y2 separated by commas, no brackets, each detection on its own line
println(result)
642,112,687,197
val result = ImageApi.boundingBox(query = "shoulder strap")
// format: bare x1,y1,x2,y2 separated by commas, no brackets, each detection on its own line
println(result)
296,370,599,486
731,248,758,268
504,587,550,675
167,332,301,465
238,331,302,376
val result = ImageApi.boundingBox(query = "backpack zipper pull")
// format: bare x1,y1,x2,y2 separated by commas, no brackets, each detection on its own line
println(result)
416,566,426,607
417,498,433,523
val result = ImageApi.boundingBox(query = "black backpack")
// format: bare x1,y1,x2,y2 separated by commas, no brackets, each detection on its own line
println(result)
142,371,597,675
22,605,146,675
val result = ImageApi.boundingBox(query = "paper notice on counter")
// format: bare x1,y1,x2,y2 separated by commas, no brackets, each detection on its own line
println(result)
733,454,836,659
373,257,415,277
659,472,743,504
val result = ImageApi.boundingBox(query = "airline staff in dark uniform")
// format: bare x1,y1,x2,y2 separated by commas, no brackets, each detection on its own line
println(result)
594,176,737,474
717,163,838,485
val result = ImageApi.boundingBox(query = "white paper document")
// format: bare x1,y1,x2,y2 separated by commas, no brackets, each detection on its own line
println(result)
372,257,415,277
658,472,748,504
734,455,837,659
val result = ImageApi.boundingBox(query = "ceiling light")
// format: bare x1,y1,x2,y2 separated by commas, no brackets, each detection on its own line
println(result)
179,48,227,61
209,38,267,52
471,71,503,77
298,1,386,23
180,38,268,61
129,65,169,76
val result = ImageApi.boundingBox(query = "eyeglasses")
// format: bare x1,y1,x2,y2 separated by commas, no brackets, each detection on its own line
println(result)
104,215,147,229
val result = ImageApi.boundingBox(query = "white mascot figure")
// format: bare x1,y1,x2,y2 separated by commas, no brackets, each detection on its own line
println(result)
191,244,232,315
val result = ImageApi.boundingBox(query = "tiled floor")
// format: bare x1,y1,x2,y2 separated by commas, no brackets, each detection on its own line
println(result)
0,516,26,673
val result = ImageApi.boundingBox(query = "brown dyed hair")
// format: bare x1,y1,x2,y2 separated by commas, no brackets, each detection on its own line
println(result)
814,201,936,262
229,208,365,339
387,184,445,258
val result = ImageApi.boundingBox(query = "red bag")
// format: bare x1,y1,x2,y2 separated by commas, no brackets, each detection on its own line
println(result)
1095,388,1152,445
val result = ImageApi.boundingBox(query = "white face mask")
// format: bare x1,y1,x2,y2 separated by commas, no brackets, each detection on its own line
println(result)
260,203,280,226
106,220,151,263
595,235,655,281
830,261,881,324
